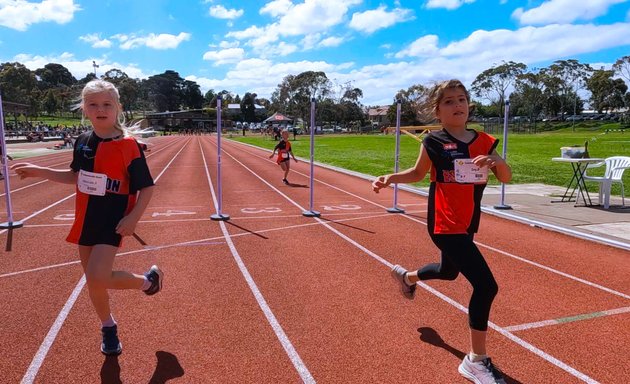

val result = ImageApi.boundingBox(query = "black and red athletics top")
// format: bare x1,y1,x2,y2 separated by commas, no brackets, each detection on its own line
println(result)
274,140,292,164
67,131,154,246
423,129,498,235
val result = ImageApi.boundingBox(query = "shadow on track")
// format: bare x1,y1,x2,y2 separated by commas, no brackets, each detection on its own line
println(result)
320,217,376,234
149,351,185,384
226,221,269,240
285,182,308,188
100,351,184,384
417,327,523,384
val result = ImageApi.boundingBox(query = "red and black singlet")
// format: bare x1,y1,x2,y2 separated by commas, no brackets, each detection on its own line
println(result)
274,140,292,164
67,131,154,246
423,129,498,235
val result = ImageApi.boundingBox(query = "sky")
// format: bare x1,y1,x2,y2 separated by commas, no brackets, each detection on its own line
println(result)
0,0,629,106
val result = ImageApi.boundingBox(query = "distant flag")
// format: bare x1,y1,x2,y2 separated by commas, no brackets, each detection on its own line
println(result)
92,61,100,76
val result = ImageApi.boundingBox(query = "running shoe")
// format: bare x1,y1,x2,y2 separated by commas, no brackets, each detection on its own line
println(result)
282,178,289,185
143,265,163,296
391,264,416,299
458,355,506,384
101,325,122,356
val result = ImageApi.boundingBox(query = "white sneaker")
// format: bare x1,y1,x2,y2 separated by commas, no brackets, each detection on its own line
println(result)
391,265,416,299
458,355,506,384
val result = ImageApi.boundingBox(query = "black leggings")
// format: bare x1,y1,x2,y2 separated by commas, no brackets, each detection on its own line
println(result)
417,233,498,331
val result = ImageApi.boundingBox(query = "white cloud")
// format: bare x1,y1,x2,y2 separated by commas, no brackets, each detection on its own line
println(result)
349,6,414,34
0,0,80,31
513,0,626,25
319,36,344,48
113,32,191,50
425,0,475,11
208,5,243,19
260,0,293,17
395,35,439,58
202,47,245,65
79,33,112,49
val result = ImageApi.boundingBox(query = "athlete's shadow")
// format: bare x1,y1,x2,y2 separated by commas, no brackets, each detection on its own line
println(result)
100,351,184,384
286,181,308,188
417,327,523,384
100,356,122,384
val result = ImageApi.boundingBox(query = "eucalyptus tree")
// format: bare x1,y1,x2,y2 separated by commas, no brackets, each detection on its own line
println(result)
103,69,140,119
543,60,592,123
512,71,546,123
142,70,186,112
587,69,628,113
0,62,38,104
240,92,257,122
35,63,76,90
270,71,332,124
387,84,429,125
612,55,630,85
471,61,527,117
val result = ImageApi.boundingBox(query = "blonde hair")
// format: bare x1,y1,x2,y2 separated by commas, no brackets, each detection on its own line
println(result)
427,79,471,118
79,79,133,136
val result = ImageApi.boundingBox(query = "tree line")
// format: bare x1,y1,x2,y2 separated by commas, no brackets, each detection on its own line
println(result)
1,56,629,128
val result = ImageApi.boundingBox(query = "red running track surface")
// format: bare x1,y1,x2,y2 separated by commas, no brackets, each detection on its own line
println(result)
1,135,628,383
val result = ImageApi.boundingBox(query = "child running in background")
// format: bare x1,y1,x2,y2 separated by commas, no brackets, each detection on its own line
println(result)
269,129,298,184
12,79,162,356
372,79,512,384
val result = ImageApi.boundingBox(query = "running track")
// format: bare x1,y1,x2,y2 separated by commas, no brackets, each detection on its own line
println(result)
1,135,628,383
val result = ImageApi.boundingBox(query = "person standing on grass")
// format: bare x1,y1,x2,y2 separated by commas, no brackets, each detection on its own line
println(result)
12,79,162,356
372,79,512,384
269,129,298,185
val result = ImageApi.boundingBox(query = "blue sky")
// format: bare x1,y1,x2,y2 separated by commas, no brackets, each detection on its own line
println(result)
1,0,629,106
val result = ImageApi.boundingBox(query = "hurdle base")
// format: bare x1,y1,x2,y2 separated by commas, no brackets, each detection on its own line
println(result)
386,207,405,214
302,210,321,218
210,213,230,221
493,204,512,210
0,221,23,229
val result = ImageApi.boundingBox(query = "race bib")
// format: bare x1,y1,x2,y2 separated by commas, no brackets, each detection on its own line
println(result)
77,170,107,196
454,159,488,184
281,152,289,159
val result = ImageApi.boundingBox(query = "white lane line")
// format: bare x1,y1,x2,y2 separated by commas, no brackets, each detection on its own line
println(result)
20,276,86,384
199,139,315,383
504,306,630,332
1,212,395,280
228,140,629,300
216,138,599,384
20,138,192,384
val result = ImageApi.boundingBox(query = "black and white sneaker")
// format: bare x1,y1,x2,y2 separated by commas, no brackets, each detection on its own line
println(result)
143,265,163,296
282,178,289,185
101,325,122,356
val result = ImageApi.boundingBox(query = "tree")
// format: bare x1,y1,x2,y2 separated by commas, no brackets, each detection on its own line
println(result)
0,62,38,104
387,84,429,125
142,70,185,111
271,71,332,124
587,69,627,113
240,92,257,122
471,61,527,117
512,71,546,123
35,63,76,90
542,60,592,123
181,80,203,109
612,55,630,85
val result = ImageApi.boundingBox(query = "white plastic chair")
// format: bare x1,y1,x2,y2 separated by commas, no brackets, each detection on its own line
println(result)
583,156,630,209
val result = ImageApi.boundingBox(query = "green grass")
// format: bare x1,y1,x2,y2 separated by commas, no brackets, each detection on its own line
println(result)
231,130,630,196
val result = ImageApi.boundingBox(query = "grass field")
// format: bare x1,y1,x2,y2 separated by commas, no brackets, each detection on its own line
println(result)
230,129,630,197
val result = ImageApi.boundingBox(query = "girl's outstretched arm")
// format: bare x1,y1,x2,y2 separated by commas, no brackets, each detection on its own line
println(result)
372,146,431,193
11,163,77,184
